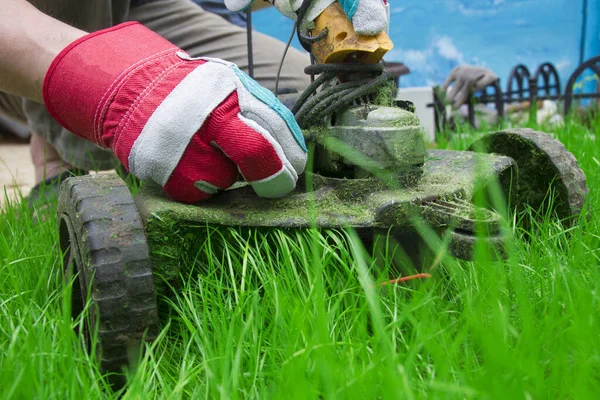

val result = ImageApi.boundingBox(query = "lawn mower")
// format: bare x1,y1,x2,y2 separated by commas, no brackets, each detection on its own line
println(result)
56,2,588,382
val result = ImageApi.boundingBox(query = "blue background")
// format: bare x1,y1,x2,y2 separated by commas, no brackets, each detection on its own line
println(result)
252,0,600,89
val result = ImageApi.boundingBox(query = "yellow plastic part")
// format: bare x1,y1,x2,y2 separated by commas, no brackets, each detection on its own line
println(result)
311,2,394,64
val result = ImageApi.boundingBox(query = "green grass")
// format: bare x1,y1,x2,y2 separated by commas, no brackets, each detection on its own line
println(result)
1,114,599,399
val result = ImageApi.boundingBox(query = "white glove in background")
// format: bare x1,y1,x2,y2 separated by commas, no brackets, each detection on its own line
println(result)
442,65,499,108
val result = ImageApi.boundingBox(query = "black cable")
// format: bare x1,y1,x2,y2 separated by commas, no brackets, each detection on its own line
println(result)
270,0,392,128
305,72,390,124
275,22,297,96
295,0,328,52
246,8,254,78
292,63,390,128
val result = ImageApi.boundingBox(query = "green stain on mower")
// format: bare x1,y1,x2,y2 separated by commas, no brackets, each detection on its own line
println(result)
132,104,527,284
133,106,590,284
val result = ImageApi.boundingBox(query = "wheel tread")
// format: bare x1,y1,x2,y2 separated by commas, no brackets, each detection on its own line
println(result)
57,173,158,379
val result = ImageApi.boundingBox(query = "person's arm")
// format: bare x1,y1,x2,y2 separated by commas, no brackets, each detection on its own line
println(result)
0,0,85,102
2,1,306,203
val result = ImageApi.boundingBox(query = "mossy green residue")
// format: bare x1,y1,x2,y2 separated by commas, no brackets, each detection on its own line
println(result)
136,180,374,230
372,80,398,107
133,147,518,289
304,109,427,178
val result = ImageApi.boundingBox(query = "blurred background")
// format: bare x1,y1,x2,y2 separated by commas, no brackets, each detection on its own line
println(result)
253,0,599,90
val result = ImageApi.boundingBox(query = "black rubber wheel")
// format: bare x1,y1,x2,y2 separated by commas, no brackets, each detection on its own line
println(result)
468,128,588,226
57,173,158,384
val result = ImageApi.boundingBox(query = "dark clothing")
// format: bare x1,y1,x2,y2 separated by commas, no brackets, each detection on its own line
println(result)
192,0,247,27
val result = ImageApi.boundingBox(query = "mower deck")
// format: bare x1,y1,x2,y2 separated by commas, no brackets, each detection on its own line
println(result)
135,149,515,230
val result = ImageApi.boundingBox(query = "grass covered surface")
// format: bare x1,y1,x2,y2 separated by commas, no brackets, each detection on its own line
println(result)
1,115,599,398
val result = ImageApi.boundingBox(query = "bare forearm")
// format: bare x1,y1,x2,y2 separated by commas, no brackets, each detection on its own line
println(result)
0,0,86,102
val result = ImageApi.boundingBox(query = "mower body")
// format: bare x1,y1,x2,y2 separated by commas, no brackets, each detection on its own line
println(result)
134,103,516,264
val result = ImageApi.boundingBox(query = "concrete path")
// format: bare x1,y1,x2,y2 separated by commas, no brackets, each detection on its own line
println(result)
0,140,34,206
0,135,119,208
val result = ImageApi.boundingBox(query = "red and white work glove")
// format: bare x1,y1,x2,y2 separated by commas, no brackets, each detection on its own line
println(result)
224,0,390,36
43,22,307,204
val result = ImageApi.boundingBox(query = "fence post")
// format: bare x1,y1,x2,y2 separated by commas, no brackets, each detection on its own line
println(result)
528,77,538,123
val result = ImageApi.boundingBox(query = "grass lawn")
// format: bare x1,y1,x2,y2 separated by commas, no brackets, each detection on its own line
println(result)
1,115,599,399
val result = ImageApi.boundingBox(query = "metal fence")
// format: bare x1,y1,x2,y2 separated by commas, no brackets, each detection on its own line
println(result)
431,55,600,132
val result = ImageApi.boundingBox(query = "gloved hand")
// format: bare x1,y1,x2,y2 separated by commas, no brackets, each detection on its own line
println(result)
224,0,389,36
43,22,306,204
442,65,499,108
